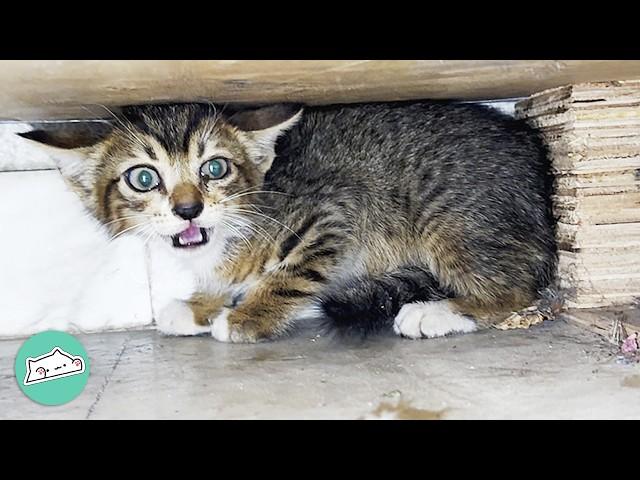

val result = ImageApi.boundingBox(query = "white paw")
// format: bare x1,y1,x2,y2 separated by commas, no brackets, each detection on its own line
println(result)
393,301,477,339
210,308,231,342
156,300,211,336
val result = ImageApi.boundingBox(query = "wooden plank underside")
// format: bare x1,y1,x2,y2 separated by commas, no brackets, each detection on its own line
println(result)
1,60,640,121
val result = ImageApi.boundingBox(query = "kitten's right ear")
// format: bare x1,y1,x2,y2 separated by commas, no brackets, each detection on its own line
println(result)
17,122,113,150
17,122,113,192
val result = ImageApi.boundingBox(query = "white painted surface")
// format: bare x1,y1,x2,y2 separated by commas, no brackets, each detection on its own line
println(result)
0,170,153,337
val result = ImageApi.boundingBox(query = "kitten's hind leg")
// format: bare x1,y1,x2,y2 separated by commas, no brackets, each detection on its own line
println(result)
320,265,456,337
393,300,477,339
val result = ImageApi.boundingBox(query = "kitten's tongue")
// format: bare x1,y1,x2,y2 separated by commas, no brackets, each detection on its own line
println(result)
177,224,203,245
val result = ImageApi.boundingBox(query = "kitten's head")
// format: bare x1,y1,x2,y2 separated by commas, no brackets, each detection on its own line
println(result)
19,103,302,258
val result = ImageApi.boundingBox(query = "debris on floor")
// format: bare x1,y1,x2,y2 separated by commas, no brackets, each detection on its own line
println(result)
616,330,639,365
621,332,638,354
609,316,628,345
495,287,563,331
363,397,447,420
495,309,546,330
621,375,640,388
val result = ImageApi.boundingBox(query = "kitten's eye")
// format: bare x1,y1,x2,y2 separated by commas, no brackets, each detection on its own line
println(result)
200,158,229,181
125,166,161,192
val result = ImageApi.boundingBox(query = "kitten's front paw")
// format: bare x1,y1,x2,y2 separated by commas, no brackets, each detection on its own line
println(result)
210,308,232,342
156,300,211,336
393,301,477,339
209,308,269,343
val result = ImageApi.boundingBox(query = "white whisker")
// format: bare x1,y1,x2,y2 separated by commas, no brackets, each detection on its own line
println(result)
218,185,263,203
223,213,276,244
220,220,253,251
220,190,292,204
109,222,152,242
225,208,301,239
140,226,157,248
102,214,154,228
87,104,148,151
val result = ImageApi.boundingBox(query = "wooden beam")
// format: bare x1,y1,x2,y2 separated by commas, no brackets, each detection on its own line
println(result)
1,60,640,121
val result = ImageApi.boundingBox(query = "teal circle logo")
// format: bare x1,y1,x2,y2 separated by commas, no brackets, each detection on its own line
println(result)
14,330,90,406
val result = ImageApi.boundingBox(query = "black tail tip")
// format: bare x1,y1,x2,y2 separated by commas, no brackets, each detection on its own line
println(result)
318,289,396,338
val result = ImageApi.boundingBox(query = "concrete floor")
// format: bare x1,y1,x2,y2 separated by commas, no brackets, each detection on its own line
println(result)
1,320,639,419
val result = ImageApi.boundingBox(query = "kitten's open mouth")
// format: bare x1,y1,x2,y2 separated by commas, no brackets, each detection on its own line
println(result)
171,224,209,248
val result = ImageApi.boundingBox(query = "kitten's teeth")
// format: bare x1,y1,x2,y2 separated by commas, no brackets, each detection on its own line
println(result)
177,227,204,246
173,226,207,248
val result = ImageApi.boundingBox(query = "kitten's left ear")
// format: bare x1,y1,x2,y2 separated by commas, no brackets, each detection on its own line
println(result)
229,104,303,173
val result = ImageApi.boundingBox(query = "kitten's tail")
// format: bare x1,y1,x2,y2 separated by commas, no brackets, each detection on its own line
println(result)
318,266,452,337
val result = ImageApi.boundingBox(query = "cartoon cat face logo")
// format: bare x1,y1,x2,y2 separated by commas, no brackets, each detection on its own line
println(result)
24,347,85,385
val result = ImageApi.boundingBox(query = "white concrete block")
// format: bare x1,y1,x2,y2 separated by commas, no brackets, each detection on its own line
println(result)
0,170,153,337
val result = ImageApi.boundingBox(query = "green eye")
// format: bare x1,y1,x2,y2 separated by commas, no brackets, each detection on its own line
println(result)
200,158,229,180
125,166,161,192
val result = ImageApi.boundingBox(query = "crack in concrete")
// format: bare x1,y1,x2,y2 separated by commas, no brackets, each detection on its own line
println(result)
85,336,130,419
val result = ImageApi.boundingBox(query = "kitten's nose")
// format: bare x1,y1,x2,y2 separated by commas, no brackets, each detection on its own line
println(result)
173,202,204,220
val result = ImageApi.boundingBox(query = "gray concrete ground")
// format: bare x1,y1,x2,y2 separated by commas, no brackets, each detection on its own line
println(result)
1,320,639,419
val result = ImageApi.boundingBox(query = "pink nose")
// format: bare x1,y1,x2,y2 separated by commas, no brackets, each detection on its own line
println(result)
74,359,81,366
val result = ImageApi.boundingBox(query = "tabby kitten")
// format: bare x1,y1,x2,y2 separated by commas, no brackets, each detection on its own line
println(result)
20,101,556,343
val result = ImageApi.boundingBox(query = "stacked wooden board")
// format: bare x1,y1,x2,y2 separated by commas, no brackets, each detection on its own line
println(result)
516,81,640,309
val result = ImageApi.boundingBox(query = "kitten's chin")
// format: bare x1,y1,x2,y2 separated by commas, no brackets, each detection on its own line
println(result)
148,229,229,280
150,226,229,271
